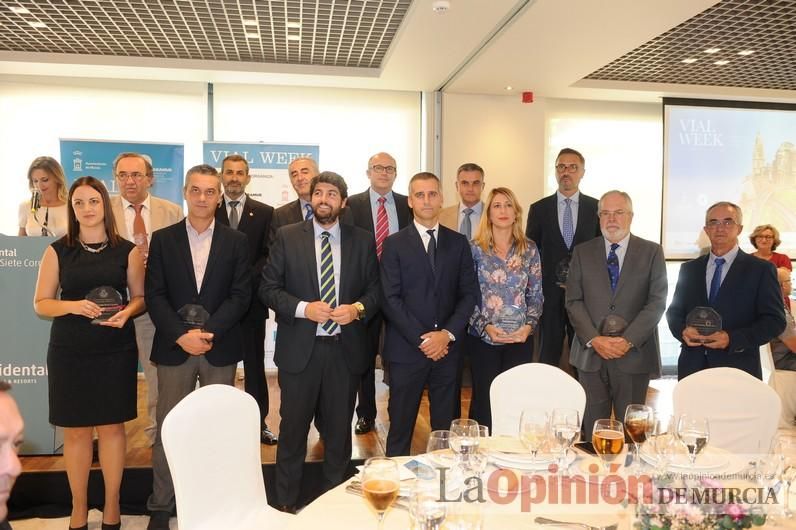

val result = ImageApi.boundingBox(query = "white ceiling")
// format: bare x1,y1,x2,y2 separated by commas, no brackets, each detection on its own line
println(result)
1,0,795,103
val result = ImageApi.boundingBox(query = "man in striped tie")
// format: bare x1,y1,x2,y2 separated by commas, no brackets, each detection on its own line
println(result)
260,172,381,512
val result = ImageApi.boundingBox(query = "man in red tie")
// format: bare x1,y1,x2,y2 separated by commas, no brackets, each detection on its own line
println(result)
110,152,183,446
341,152,411,434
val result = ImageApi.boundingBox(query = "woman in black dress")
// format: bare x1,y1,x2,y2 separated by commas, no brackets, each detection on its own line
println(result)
34,176,145,530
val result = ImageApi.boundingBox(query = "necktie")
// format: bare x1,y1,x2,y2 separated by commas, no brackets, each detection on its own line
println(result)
426,229,437,273
607,243,620,292
319,232,339,335
375,196,388,260
133,204,148,252
460,207,474,240
228,200,240,230
562,198,574,249
708,257,726,305
304,203,314,220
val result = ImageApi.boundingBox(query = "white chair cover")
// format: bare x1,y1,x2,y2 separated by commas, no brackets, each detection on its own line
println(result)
672,367,781,454
489,363,586,436
161,384,291,530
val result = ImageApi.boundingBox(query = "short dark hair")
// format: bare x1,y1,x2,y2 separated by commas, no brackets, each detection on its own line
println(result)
114,152,154,178
221,154,249,174
0,381,10,392
310,171,348,200
409,172,440,187
456,163,484,179
184,164,221,192
556,147,585,166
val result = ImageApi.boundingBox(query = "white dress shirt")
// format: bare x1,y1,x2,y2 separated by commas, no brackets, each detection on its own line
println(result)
705,244,740,295
414,220,441,252
295,220,342,336
185,218,215,292
223,193,246,222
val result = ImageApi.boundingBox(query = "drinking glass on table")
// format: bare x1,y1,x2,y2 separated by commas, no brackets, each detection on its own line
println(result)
774,434,796,517
362,457,400,529
519,409,549,466
426,430,456,469
648,417,676,475
550,408,580,475
450,418,480,461
676,414,709,465
409,478,447,530
592,418,624,466
624,404,653,471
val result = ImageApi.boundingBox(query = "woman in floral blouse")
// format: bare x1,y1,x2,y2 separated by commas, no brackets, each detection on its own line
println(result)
468,187,543,430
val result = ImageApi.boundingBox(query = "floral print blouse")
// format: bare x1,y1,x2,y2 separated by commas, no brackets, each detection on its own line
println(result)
469,238,544,345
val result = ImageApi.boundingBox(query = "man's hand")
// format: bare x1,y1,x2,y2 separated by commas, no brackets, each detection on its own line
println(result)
419,331,450,361
305,301,333,324
330,304,358,326
683,326,708,347
591,336,627,360
177,330,214,355
700,330,729,349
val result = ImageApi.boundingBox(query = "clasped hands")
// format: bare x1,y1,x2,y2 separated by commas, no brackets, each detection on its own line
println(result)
484,324,533,344
420,331,450,361
591,336,632,360
178,328,214,355
682,326,729,349
305,301,358,326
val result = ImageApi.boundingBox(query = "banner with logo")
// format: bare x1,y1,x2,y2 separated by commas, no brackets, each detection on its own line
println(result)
0,235,57,454
202,142,320,209
60,139,185,206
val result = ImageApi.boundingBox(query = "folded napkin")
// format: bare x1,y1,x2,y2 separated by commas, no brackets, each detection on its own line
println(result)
483,435,527,454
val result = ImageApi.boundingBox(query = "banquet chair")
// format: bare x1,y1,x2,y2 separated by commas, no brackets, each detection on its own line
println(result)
489,363,586,436
161,384,292,530
672,367,781,454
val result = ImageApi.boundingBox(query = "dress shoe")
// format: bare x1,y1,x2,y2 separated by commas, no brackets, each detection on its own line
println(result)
101,523,121,530
274,504,297,514
261,425,278,445
355,417,374,435
68,526,88,530
147,510,171,530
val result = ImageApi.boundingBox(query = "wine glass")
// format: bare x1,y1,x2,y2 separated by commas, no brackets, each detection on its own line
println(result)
550,408,580,475
426,430,456,469
774,434,796,517
648,417,676,475
519,409,549,466
450,418,480,464
361,457,400,529
409,478,447,530
676,414,709,465
592,419,624,467
624,404,653,471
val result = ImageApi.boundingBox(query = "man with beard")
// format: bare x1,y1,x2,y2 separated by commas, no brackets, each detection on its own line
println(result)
565,191,667,439
260,172,380,512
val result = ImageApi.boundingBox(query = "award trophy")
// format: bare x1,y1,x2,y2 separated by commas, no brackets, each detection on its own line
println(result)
178,304,210,330
555,255,571,288
686,307,722,342
598,314,628,337
86,286,125,325
493,305,525,334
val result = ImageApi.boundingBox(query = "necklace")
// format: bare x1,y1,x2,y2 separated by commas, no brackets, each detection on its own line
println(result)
79,239,108,254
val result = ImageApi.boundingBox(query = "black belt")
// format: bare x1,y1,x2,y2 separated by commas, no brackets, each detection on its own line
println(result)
315,335,341,343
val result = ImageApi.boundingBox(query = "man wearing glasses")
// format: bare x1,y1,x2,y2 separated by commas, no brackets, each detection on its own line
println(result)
110,152,183,446
341,152,411,435
667,201,785,380
526,148,600,371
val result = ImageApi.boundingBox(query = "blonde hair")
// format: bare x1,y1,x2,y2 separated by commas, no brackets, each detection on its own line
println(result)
750,224,782,251
473,187,527,255
27,156,68,203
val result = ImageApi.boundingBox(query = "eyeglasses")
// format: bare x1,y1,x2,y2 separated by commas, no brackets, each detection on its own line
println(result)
116,172,146,181
598,209,630,218
705,219,738,228
755,235,774,240
555,163,580,172
370,165,396,175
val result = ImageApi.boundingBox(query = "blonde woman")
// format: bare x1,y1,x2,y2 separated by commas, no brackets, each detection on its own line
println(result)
19,156,69,237
468,187,543,430
750,224,791,270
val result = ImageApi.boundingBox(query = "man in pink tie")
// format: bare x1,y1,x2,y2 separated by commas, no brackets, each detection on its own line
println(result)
109,152,183,446
341,152,411,434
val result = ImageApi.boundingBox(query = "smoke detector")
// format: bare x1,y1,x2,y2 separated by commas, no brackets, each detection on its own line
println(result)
432,0,451,13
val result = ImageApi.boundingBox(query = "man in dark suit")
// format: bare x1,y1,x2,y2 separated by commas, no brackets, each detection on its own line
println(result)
381,172,479,456
667,201,785,380
272,156,319,230
566,191,667,439
342,152,411,435
216,154,277,445
145,165,251,530
526,147,601,369
260,172,380,512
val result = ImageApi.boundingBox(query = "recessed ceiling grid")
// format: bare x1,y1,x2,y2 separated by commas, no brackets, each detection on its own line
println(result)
0,0,412,68
585,0,796,91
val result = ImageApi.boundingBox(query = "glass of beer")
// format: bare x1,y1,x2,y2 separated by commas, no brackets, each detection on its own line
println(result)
624,404,653,471
361,457,400,529
592,419,625,466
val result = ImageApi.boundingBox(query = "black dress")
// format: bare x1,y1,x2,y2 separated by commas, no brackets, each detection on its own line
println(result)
47,237,138,427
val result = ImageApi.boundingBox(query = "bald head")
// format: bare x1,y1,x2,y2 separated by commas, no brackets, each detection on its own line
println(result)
778,267,793,297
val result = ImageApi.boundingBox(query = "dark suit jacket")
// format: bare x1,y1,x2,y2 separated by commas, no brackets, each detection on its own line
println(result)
215,195,274,322
259,220,381,375
342,189,412,234
566,235,667,376
380,224,479,363
273,199,304,228
145,220,252,366
525,192,601,294
666,249,786,377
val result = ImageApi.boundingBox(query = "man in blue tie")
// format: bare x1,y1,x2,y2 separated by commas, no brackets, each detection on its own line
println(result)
667,201,785,380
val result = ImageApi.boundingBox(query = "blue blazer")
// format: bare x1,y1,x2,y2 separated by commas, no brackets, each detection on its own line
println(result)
666,249,785,379
380,224,479,363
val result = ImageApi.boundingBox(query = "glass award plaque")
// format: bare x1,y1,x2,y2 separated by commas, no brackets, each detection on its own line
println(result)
555,255,571,288
493,305,525,334
86,286,124,325
178,304,210,330
686,306,722,341
599,314,628,337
